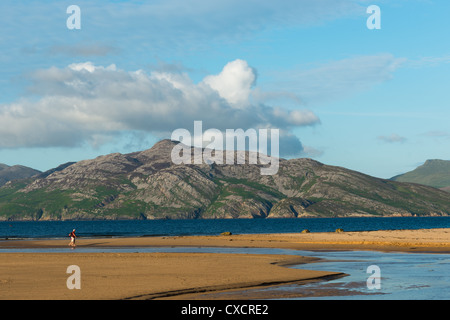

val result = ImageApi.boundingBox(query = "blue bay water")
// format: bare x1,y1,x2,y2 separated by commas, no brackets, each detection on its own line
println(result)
0,216,450,239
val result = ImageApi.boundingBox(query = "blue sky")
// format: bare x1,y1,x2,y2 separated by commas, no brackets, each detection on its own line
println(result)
0,0,449,179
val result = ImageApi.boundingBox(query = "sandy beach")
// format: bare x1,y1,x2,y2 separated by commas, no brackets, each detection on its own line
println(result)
0,228,449,300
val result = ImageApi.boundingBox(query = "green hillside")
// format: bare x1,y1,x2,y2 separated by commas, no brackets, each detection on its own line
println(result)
391,159,450,189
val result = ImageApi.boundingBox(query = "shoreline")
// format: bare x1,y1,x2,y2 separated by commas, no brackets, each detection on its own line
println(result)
0,228,449,300
1,228,449,253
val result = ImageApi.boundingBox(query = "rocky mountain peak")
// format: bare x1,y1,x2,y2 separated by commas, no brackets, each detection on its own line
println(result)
1,140,450,221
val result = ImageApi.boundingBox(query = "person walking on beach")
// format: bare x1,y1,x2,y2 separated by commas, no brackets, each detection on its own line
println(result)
69,229,77,247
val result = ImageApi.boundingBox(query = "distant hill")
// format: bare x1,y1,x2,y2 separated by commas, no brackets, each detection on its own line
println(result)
391,159,450,190
0,164,41,187
1,140,449,221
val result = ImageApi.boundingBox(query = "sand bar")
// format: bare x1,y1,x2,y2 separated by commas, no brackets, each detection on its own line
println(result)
0,228,449,300
0,252,343,300
1,228,449,252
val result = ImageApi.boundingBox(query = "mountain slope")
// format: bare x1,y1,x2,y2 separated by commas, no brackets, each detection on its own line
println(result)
1,140,449,220
0,164,41,187
391,159,450,190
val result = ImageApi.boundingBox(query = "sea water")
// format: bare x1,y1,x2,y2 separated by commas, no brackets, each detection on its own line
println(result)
1,216,450,240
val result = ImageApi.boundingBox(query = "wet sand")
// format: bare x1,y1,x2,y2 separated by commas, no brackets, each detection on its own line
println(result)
0,228,449,300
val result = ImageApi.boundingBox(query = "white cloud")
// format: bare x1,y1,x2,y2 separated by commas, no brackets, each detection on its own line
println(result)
0,60,320,156
377,133,407,144
68,62,117,73
202,59,256,106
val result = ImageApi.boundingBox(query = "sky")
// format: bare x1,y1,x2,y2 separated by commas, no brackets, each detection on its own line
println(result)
0,0,450,179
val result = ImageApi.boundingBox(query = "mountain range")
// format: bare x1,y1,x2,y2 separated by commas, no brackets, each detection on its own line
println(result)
0,139,449,221
0,164,41,188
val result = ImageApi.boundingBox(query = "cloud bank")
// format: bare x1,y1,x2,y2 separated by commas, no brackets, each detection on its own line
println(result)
0,59,319,157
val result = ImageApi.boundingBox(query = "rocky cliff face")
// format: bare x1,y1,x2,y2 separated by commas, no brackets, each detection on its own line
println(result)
1,140,449,220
